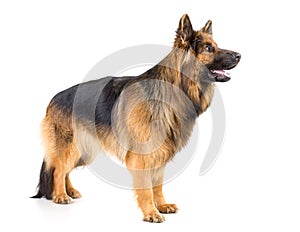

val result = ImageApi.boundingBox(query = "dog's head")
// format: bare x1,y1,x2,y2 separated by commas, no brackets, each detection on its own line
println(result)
174,14,241,82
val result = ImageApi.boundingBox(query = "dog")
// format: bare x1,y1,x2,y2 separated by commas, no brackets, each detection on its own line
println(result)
32,14,240,223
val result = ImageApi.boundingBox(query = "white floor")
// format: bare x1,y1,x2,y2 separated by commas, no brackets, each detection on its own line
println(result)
3,143,300,231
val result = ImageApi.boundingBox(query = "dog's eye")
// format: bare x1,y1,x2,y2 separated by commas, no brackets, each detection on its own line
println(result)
203,44,214,52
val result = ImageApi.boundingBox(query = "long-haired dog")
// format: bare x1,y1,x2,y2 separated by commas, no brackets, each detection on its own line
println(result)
32,14,241,222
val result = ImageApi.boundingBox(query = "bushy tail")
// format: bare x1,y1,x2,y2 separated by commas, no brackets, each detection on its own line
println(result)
31,160,55,200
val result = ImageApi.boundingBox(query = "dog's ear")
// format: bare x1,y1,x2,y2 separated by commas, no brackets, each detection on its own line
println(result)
175,14,194,47
202,20,212,35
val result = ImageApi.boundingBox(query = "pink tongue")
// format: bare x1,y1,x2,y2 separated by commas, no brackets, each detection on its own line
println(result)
211,70,231,78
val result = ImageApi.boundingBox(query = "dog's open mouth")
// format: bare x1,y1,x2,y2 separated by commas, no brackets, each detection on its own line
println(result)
210,70,231,82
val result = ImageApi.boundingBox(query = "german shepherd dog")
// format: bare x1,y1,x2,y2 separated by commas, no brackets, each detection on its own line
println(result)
32,14,240,222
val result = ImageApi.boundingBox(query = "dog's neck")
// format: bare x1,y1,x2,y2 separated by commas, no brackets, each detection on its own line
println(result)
140,48,215,115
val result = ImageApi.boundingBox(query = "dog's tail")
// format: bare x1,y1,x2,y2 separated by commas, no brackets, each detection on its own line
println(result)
31,160,55,200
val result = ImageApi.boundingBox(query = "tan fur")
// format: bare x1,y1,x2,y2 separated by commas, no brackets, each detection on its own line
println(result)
73,123,102,164
41,106,81,203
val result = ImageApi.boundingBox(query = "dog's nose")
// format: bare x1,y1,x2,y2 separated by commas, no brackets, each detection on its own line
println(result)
234,53,241,61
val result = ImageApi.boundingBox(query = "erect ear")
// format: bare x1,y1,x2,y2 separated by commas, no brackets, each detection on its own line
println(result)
202,20,212,35
176,14,194,45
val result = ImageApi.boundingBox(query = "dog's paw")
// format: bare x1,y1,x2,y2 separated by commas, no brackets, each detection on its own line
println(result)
143,211,165,223
156,204,178,214
67,188,82,199
53,194,72,204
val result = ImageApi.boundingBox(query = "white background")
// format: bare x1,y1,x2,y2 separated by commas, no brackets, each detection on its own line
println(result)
1,0,300,231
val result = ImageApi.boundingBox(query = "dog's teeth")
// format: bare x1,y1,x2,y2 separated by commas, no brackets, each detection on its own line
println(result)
224,71,231,77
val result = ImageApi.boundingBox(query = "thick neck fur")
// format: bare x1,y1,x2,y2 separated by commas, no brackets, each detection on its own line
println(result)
140,47,215,115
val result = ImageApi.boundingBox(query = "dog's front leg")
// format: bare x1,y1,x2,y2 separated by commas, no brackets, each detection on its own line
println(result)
134,187,164,223
126,152,165,223
152,166,178,214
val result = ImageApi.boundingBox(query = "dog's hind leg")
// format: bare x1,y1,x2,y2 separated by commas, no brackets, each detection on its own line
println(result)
52,162,71,204
40,113,81,204
51,141,81,204
65,173,81,199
